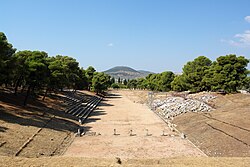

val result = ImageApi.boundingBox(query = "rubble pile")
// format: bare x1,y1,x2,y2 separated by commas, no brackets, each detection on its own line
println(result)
187,92,217,103
152,94,216,119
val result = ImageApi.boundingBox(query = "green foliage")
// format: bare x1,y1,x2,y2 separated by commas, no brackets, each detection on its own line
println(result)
110,77,115,84
124,71,175,91
0,32,16,85
122,55,248,94
110,78,128,89
117,83,127,89
91,72,111,93
12,50,49,105
136,78,147,89
242,76,250,91
203,55,249,93
26,51,49,85
123,79,128,85
127,79,138,89
12,51,91,104
141,71,175,91
145,74,159,90
75,68,88,90
158,71,175,91
1,31,249,106
47,55,67,90
111,83,120,89
13,50,49,88
171,75,187,91
0,32,114,104
86,66,96,90
182,56,212,92
47,55,86,90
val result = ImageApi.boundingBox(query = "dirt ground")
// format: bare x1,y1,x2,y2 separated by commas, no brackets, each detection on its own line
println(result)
124,90,250,157
172,93,250,157
1,89,250,166
1,156,250,167
0,89,79,157
64,90,205,158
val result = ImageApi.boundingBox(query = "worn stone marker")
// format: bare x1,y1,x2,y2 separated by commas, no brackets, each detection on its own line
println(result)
77,128,81,137
129,130,136,136
180,133,186,139
161,130,165,136
79,119,82,124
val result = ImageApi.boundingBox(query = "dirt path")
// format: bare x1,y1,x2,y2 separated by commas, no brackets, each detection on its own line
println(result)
64,90,205,159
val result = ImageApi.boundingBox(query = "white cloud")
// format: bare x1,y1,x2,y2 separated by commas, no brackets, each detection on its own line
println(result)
221,30,250,47
107,43,114,47
234,30,250,45
221,16,250,47
220,39,238,46
245,16,250,23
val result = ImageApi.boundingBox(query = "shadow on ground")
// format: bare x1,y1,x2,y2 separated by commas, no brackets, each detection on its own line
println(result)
0,126,8,132
97,100,114,107
0,109,78,132
0,89,114,133
105,92,122,99
0,90,81,133
83,109,107,124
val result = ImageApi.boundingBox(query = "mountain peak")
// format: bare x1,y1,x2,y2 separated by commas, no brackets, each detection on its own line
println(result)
104,66,138,73
104,66,153,80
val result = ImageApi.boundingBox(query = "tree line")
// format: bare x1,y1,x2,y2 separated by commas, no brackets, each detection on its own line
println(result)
113,56,249,93
0,32,111,105
1,31,249,106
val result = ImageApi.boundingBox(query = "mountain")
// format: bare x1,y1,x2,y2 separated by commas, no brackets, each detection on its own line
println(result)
137,70,152,76
104,66,153,80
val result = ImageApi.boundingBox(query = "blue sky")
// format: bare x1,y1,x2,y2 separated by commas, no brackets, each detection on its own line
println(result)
1,0,250,73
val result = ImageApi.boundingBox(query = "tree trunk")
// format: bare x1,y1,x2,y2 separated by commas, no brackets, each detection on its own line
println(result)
23,85,31,106
31,84,36,97
14,83,19,95
14,76,22,95
21,86,25,93
42,88,49,101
